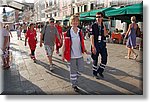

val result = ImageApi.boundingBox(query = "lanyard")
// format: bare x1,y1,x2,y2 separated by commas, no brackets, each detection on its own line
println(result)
98,25,102,36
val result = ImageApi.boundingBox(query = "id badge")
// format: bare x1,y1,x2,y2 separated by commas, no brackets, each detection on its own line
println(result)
98,36,101,41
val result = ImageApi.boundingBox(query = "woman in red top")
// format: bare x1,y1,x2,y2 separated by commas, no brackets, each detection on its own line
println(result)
25,23,37,61
55,21,63,55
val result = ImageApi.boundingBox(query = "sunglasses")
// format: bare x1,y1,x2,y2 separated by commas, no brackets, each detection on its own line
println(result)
96,16,102,18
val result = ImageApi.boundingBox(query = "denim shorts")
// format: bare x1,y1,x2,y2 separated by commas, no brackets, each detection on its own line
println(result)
44,45,54,57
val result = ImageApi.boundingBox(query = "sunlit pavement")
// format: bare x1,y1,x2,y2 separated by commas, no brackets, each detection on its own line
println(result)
2,31,143,95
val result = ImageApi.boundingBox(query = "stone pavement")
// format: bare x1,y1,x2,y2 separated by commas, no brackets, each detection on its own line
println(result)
2,31,143,95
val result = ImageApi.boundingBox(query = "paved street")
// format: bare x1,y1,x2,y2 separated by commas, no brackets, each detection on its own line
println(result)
2,31,143,95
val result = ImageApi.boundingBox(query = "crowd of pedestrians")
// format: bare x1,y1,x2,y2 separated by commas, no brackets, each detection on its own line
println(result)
1,12,142,92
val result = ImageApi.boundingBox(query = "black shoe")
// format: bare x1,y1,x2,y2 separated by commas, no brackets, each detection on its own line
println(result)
99,73,104,78
73,86,79,92
93,75,99,79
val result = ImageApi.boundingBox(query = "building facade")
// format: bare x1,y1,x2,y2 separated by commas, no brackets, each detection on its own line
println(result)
34,0,99,21
33,0,143,29
96,0,142,8
71,0,97,15
45,0,60,19
34,0,46,22
22,3,34,22
61,0,72,18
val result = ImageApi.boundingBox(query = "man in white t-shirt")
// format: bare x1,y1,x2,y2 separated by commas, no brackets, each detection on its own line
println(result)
1,24,10,69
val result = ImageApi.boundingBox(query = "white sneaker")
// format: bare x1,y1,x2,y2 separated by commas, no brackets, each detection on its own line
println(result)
49,64,54,71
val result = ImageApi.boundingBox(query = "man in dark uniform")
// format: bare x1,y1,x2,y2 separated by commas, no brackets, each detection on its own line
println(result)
91,12,108,79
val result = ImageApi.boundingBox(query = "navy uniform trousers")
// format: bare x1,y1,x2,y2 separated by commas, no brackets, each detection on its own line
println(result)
91,41,108,76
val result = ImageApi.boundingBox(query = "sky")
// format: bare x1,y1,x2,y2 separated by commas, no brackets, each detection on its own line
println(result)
0,0,34,14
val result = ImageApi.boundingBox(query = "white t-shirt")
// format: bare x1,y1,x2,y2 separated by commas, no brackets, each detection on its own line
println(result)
0,28,10,49
70,27,82,59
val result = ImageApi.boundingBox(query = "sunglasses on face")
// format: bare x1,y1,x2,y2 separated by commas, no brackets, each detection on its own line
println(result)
96,16,102,18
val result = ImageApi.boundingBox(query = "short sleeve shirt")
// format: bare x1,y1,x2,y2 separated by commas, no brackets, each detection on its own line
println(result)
91,23,106,45
70,27,82,58
26,29,36,41
41,24,59,46
1,28,10,49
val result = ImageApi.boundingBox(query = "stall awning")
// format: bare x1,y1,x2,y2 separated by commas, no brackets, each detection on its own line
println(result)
90,7,116,17
105,3,143,22
105,3,143,17
80,7,115,18
80,11,90,18
80,17,95,21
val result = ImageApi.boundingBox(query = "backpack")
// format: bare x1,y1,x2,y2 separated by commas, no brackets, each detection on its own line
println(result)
42,24,47,42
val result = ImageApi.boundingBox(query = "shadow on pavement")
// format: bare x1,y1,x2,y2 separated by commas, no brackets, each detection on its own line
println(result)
35,60,50,68
82,63,143,95
48,64,70,81
35,59,127,95
78,76,125,95
2,69,46,95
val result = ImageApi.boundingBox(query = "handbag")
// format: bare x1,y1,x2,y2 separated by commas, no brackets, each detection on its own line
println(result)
42,24,47,42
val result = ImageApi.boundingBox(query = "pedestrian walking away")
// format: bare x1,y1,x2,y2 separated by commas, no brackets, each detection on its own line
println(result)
40,17,62,71
124,16,139,60
25,23,37,62
62,15,87,92
90,12,108,79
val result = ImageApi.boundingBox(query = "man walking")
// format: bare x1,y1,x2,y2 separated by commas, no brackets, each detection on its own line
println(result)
1,24,10,69
91,12,108,79
40,18,62,71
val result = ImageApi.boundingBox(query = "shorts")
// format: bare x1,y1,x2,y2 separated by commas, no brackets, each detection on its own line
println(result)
44,45,54,57
2,48,9,59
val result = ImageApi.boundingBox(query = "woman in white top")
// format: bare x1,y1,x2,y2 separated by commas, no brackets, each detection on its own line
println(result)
62,15,87,92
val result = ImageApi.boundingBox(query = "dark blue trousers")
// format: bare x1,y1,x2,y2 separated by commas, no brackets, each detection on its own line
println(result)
91,42,108,76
